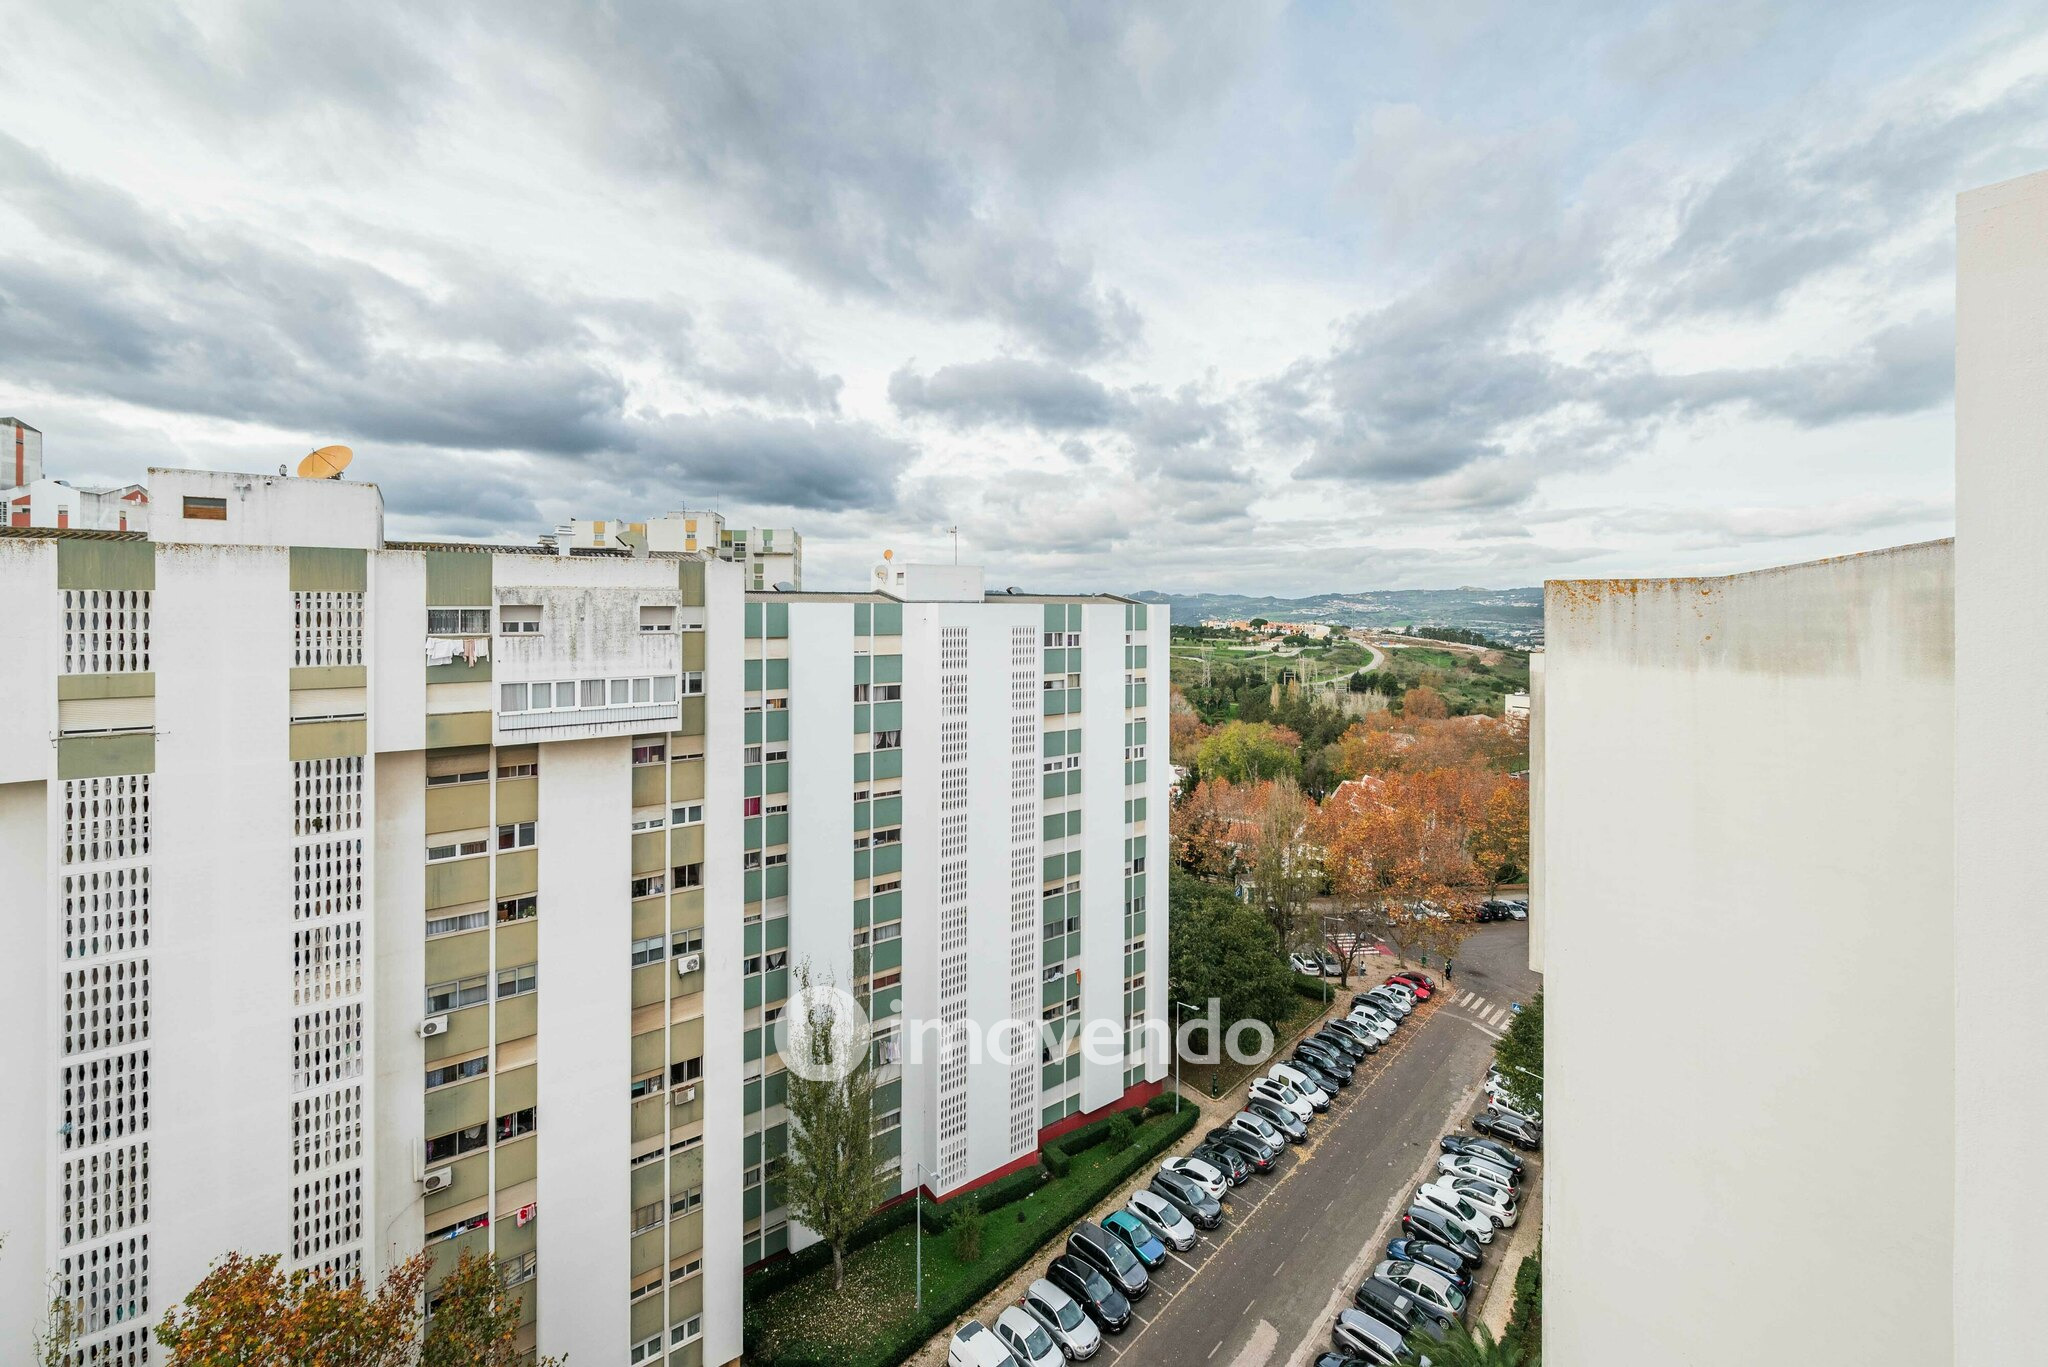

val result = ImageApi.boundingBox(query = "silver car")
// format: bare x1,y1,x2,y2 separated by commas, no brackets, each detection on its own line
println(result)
1020,1278,1101,1360
995,1305,1065,1367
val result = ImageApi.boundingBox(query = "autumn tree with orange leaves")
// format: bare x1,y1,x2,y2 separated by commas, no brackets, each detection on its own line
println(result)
1470,776,1531,905
1318,770,1483,969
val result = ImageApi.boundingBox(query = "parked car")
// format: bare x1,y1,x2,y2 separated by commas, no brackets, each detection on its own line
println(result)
1294,1041,1353,1083
949,1320,1024,1367
1483,1097,1542,1129
1310,1028,1366,1063
1413,1182,1496,1244
1268,1062,1331,1108
1377,981,1419,1008
1289,1055,1345,1094
1100,1210,1166,1268
1345,1014,1396,1047
1127,1189,1198,1250
1330,1308,1411,1365
994,1305,1065,1367
1249,1077,1315,1122
1385,1238,1474,1293
1046,1254,1132,1334
1068,1220,1149,1298
1318,951,1343,975
1229,1110,1288,1149
1439,1132,1525,1175
1290,952,1324,975
1385,973,1433,1000
1399,1205,1482,1266
1150,1169,1224,1229
1314,1355,1378,1367
1504,898,1529,919
1437,1153,1518,1190
1021,1277,1102,1361
1204,1126,1279,1171
1160,1155,1229,1199
1323,1018,1382,1053
1361,990,1411,1019
1447,1175,1518,1228
1372,1259,1468,1325
1246,1097,1308,1143
1350,1277,1419,1334
1191,1141,1252,1186
1471,1109,1542,1151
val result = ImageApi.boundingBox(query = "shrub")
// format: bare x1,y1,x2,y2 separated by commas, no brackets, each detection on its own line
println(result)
1106,1112,1136,1151
951,1200,986,1263
1503,1246,1542,1355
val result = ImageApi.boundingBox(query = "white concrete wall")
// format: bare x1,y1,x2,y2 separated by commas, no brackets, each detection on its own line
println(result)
534,736,633,1358
1526,649,1546,974
696,558,747,1367
1954,167,2048,1365
1540,545,1954,1367
1077,603,1127,1115
369,751,427,1271
0,779,50,1349
1143,603,1172,1083
0,540,56,784
150,543,300,1303
148,468,382,549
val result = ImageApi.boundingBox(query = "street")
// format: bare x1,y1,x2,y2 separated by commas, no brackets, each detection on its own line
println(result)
1098,922,1540,1366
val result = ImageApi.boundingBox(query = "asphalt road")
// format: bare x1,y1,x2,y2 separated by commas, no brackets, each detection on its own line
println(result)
1097,923,1540,1367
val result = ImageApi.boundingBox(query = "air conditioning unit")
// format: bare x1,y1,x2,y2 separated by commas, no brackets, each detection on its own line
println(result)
672,1085,698,1106
422,1167,453,1194
675,954,703,976
417,1015,449,1039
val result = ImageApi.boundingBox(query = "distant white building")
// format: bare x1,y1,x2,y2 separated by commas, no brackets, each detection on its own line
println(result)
550,512,802,589
1503,691,1530,720
3,418,152,531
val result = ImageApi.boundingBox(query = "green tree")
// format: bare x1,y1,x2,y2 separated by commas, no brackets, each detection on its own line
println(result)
1492,991,1543,1111
423,1247,562,1367
33,1277,84,1367
1245,777,1319,953
1167,870,1298,1047
1194,721,1301,783
950,1199,986,1264
1417,1319,1537,1365
779,964,887,1291
157,1252,428,1367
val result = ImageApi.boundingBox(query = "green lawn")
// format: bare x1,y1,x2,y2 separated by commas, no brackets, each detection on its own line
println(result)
747,1110,1195,1367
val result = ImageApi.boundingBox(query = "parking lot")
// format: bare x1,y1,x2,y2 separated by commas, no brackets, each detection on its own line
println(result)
1082,923,1538,1366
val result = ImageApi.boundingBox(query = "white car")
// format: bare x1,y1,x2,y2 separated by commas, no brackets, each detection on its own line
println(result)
1438,1153,1518,1190
1372,1258,1468,1322
1346,1010,1396,1042
1289,952,1325,975
1364,990,1412,1018
1158,1155,1228,1200
1448,1175,1518,1228
1268,1062,1329,1107
993,1305,1064,1367
1378,982,1418,1007
1414,1181,1496,1244
1248,1077,1313,1122
1484,1097,1542,1129
949,1320,1023,1367
1127,1189,1197,1251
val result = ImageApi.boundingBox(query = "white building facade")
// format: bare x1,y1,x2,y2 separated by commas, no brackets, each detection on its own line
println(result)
0,471,1165,1364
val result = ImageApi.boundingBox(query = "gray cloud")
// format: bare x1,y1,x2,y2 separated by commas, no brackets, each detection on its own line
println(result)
889,359,1125,430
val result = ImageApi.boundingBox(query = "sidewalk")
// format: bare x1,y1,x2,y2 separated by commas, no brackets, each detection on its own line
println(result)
1477,1156,1541,1336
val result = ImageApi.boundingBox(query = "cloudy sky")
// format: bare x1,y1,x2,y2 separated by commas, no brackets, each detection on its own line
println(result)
4,1,2045,595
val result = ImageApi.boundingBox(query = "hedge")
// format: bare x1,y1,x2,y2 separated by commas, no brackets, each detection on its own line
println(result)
1503,1245,1542,1356
1291,974,1341,1004
751,1105,1201,1367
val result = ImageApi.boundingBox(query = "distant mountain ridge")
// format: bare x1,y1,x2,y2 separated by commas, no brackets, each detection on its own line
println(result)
1130,586,1543,642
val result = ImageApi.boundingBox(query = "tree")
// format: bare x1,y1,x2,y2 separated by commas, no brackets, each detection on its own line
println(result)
1492,991,1543,1112
1470,776,1530,903
1318,770,1479,968
1172,778,1243,881
422,1247,562,1367
1244,778,1319,953
1194,721,1301,784
1166,869,1297,1047
950,1199,986,1264
1402,685,1449,719
33,1278,84,1367
1417,1319,1537,1366
779,964,887,1292
156,1252,428,1367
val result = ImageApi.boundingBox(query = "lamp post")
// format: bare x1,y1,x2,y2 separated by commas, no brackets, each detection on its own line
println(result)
913,1159,933,1310
1173,1001,1202,1113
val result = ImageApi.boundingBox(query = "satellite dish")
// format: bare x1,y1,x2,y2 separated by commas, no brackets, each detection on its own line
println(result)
882,548,894,561
297,445,353,479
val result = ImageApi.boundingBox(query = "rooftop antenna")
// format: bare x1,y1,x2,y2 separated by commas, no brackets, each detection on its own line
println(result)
946,525,959,564
296,444,353,480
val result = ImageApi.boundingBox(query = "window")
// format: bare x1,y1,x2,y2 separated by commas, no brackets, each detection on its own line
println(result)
426,909,488,937
633,677,653,704
1066,632,1081,647
764,801,788,816
1044,677,1062,692
744,746,762,765
670,1056,704,1087
633,1200,664,1233
495,964,537,999
672,803,703,826
765,697,788,710
427,975,489,1013
496,1106,536,1141
632,740,667,765
631,874,666,898
673,862,703,888
873,729,902,750
427,607,490,636
631,936,665,967
853,683,871,702
654,675,677,703
871,826,901,845
763,746,788,763
873,878,902,895
631,812,665,831
671,1187,703,1217
426,839,487,862
428,1212,489,1241
426,770,487,787
425,1123,487,1163
671,1316,703,1348
1130,854,1147,874
425,1056,488,1089
681,671,705,695
639,605,676,632
499,1250,537,1287
500,683,527,713
1125,744,1147,761
763,851,787,867
497,761,537,779
182,494,228,521
496,821,535,850
743,796,762,817
630,1335,662,1365
742,851,761,871
495,895,537,924
629,1076,664,1102
581,678,605,707
873,683,902,701
673,929,704,957
500,605,541,634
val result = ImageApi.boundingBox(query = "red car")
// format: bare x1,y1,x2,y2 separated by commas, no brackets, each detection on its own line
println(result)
1386,973,1433,1000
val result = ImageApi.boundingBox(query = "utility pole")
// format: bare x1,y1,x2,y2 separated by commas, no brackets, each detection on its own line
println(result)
947,526,959,564
913,1159,933,1309
1173,1001,1202,1113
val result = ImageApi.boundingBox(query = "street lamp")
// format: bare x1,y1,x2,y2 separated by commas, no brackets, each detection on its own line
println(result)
1173,1001,1202,1114
913,1159,933,1310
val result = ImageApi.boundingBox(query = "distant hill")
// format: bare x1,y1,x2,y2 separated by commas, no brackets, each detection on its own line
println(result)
1131,586,1543,644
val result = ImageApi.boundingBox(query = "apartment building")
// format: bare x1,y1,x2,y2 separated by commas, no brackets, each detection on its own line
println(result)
4,418,151,532
0,465,1165,1364
1529,170,2048,1366
549,512,803,591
